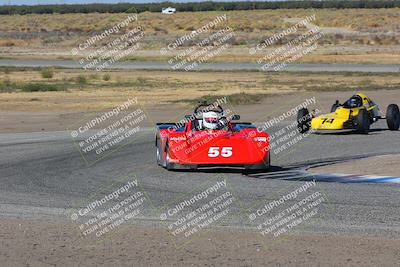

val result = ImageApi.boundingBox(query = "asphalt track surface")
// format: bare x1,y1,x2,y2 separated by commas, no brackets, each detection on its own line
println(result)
1,119,399,239
0,59,399,72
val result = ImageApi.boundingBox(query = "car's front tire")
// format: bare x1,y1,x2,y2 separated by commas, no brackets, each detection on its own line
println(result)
165,146,174,170
357,109,370,134
386,104,400,131
156,138,162,166
297,108,311,133
156,148,162,166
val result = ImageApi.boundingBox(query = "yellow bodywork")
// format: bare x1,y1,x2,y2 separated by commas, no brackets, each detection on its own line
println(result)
311,108,353,130
311,93,377,130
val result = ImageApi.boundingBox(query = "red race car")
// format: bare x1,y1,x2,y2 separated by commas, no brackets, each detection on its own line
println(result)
155,102,270,173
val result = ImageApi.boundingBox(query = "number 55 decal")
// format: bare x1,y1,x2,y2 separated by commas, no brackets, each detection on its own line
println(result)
208,147,233,158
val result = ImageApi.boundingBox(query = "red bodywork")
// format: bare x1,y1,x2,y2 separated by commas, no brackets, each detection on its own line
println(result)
156,120,270,170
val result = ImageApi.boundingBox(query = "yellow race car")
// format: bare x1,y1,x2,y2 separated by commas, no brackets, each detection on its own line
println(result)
297,93,400,134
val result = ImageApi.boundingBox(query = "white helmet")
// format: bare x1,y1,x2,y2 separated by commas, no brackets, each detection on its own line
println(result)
202,111,220,130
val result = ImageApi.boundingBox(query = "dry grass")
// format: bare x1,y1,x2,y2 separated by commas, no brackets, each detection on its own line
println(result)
0,9,399,64
1,9,399,33
0,68,399,112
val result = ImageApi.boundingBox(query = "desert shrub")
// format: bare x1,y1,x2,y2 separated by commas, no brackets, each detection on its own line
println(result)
41,68,54,79
76,75,87,86
0,78,13,92
176,92,269,105
21,83,59,92
89,73,99,80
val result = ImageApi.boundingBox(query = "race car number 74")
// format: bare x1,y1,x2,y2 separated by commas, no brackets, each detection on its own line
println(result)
208,147,233,158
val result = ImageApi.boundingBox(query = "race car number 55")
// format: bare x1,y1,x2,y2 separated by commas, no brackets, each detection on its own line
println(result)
208,147,233,158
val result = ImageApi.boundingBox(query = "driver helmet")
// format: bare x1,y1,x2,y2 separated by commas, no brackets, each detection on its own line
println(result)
350,97,361,108
202,111,220,130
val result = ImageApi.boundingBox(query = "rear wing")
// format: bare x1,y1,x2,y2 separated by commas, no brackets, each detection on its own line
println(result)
156,122,255,132
156,123,186,132
232,122,252,125
156,123,177,130
231,122,256,131
156,123,177,126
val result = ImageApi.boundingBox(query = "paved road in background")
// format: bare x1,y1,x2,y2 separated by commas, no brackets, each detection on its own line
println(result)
0,59,399,72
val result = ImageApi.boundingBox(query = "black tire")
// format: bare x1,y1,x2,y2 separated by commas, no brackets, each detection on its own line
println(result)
297,108,311,133
357,109,370,134
156,147,162,166
166,155,174,170
243,160,270,174
164,142,195,171
165,144,174,170
331,103,339,112
156,137,162,166
242,169,253,175
243,166,268,175
386,104,400,131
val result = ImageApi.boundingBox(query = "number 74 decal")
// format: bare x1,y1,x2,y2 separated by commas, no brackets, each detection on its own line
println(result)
322,118,334,124
208,147,233,158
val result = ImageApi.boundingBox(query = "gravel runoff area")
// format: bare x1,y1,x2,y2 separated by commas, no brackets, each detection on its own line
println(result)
1,217,399,267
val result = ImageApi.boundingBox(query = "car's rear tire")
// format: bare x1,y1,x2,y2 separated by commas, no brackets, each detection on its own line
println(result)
243,165,268,175
243,152,270,174
297,108,311,133
386,104,400,131
357,109,370,134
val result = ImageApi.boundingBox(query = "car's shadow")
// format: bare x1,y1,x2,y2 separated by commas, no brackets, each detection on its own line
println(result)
165,153,392,179
314,128,388,136
175,156,353,175
169,165,288,175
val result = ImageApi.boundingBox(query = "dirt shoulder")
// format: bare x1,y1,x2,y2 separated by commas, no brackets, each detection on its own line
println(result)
1,67,400,112
309,154,400,177
1,89,400,133
1,217,398,267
